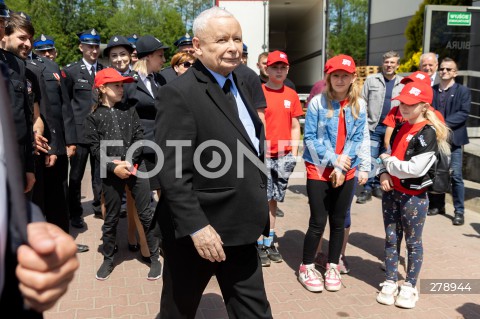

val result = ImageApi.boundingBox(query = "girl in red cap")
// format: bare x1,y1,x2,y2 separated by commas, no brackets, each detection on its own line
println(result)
300,54,368,292
376,81,449,308
84,68,162,281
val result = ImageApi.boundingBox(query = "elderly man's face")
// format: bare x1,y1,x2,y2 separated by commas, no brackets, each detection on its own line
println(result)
420,55,438,77
193,16,242,76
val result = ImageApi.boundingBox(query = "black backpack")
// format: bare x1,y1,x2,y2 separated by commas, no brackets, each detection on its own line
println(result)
429,149,452,194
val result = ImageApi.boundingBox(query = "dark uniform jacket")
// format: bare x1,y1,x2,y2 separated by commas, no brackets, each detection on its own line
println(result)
33,56,77,155
62,60,104,144
0,49,34,174
123,71,165,154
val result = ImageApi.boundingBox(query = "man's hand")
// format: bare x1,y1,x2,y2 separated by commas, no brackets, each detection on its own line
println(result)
34,132,50,155
24,172,35,193
66,145,76,158
191,225,225,262
45,154,57,167
16,222,79,313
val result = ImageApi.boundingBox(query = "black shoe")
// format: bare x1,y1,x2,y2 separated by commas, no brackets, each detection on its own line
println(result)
70,216,84,228
128,243,140,252
356,191,372,204
256,245,270,267
265,245,283,263
119,209,127,218
147,258,163,280
453,212,464,226
141,255,151,264
96,260,114,281
93,209,103,219
276,208,284,217
372,187,383,199
76,244,89,253
427,207,446,216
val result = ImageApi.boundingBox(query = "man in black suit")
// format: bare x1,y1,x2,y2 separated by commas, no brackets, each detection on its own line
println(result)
0,26,79,317
154,7,271,319
62,28,104,227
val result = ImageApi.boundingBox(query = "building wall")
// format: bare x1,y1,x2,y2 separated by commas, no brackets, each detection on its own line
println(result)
368,0,423,65
218,1,267,73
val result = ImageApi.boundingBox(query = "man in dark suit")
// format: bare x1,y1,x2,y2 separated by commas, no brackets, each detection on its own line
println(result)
62,28,104,227
428,57,471,226
0,44,79,318
154,7,271,319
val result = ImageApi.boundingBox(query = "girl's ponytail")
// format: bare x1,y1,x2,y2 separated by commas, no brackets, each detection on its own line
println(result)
425,108,451,155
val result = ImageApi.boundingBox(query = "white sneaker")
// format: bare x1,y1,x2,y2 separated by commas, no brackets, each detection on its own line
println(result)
395,283,419,309
298,263,324,292
376,280,398,305
324,263,342,291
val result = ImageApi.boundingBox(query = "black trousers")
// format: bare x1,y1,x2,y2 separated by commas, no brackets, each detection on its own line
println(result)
32,155,70,233
101,161,158,261
158,239,272,319
68,144,102,219
303,178,355,265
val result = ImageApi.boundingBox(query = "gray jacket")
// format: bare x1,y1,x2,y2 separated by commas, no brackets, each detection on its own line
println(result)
361,73,404,131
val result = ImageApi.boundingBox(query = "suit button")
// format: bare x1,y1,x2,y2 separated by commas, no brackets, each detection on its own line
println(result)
260,184,265,189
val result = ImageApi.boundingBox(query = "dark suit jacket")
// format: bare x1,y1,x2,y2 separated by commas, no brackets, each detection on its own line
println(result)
62,60,104,144
432,82,471,146
154,60,269,246
0,61,43,318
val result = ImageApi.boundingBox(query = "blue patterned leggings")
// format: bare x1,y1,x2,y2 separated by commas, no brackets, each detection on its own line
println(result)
382,189,428,287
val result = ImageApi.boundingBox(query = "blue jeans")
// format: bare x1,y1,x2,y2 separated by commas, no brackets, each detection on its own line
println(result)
428,145,464,214
364,124,386,192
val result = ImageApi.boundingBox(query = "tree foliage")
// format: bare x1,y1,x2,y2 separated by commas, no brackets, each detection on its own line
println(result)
327,0,368,65
402,0,472,70
4,0,211,67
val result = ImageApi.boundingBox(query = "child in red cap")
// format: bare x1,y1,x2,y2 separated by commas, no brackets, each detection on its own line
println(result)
255,51,304,267
299,54,368,292
85,68,162,281
376,81,449,308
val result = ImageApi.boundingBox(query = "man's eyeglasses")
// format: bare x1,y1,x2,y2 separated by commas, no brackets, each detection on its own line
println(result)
180,61,192,68
439,67,455,72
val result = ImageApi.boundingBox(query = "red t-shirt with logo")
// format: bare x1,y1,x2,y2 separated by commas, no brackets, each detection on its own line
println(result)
262,84,304,157
306,99,356,181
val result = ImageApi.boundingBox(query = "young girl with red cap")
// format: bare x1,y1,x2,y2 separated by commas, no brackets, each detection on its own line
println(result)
84,68,162,281
299,54,368,292
376,81,449,308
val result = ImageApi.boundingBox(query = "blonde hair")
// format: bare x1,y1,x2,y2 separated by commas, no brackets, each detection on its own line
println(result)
324,72,361,119
133,59,148,76
423,106,451,155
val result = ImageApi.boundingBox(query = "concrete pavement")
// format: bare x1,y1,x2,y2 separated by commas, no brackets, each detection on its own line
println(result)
45,164,480,319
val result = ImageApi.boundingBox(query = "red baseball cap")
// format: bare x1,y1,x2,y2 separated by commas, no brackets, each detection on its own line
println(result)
325,54,356,74
267,50,289,66
94,68,134,88
400,71,431,86
392,81,433,105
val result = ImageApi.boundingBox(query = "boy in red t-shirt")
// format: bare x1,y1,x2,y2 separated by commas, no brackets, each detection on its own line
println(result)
256,51,304,266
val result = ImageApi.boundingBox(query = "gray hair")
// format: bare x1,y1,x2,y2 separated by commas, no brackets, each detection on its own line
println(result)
383,50,400,61
419,52,438,66
193,6,234,38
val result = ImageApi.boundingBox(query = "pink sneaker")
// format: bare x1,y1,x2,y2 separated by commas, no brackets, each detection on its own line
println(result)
324,263,343,291
298,263,324,292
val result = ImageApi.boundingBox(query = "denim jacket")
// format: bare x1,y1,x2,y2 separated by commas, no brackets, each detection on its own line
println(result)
303,94,368,171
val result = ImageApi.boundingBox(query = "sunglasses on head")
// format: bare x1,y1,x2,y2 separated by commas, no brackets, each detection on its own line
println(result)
179,61,192,68
439,67,454,72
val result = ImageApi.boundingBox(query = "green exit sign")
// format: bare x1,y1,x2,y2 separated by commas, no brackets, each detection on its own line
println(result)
447,12,471,26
